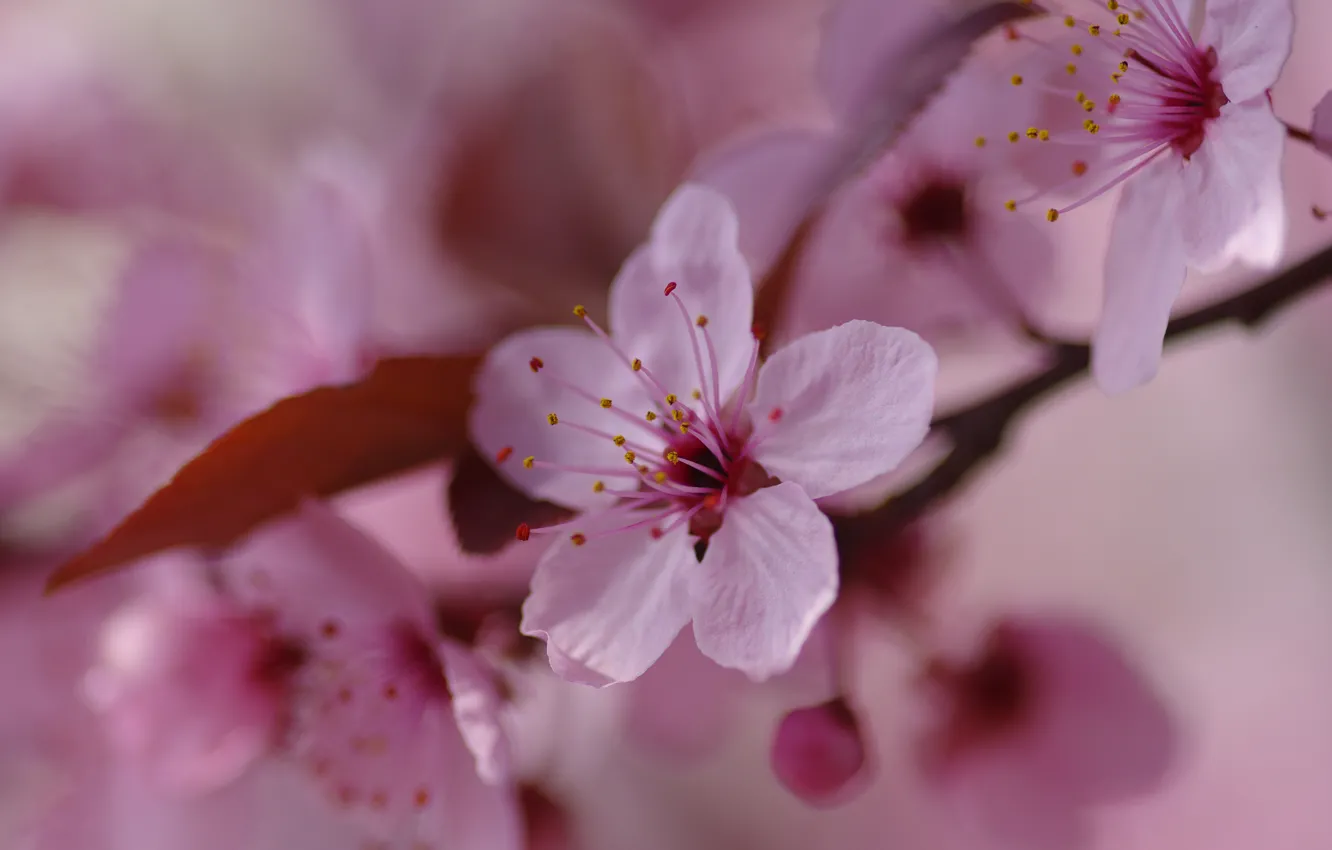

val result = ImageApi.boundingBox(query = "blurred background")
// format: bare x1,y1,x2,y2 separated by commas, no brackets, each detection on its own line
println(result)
1,0,1331,848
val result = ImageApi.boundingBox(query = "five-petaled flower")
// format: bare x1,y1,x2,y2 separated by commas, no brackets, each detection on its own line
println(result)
470,184,937,686
1002,0,1293,393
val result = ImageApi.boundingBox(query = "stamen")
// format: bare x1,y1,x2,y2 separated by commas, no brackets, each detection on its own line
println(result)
668,289,725,435
495,446,514,464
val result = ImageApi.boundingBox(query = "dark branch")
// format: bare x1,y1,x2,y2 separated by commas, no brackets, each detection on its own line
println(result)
835,240,1332,558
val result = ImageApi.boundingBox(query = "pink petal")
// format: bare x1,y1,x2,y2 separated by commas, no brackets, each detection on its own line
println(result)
1176,98,1286,270
1202,0,1294,103
1313,91,1332,158
691,128,837,280
748,321,936,500
469,327,659,512
1092,156,1188,395
771,697,872,808
520,514,695,686
1215,159,1286,270
608,185,755,405
689,483,836,680
439,639,511,785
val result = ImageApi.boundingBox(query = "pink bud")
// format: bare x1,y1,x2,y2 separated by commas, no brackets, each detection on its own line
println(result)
771,697,871,807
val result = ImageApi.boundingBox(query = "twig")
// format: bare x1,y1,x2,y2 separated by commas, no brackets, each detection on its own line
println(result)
835,240,1332,556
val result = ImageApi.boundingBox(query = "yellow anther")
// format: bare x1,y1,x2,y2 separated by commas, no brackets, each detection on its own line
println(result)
592,481,605,493
1133,8,1146,19
1071,44,1084,56
600,398,613,408
975,136,987,148
1088,24,1101,35
547,413,559,425
665,393,677,405
679,422,691,434
631,358,642,371
1046,208,1059,222
691,389,702,400
1008,131,1021,143
1088,122,1101,134
1083,100,1096,112
665,450,680,464
695,315,709,328
672,409,684,421
572,305,587,318
624,451,637,464
1011,74,1024,86
1108,93,1122,106
1063,14,1075,26
1076,91,1086,103
1106,0,1118,9
1119,60,1129,72
1066,63,1077,75
1038,129,1051,141
653,471,667,483
1117,13,1129,24
1084,118,1097,131
1025,127,1039,139
570,533,587,546
1004,200,1018,211
612,435,626,447
523,456,535,469
1111,72,1123,83
645,411,658,422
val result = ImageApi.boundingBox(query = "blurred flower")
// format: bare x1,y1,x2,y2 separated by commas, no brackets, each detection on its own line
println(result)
1002,0,1293,393
917,615,1178,850
470,184,937,686
1314,90,1332,157
771,697,871,808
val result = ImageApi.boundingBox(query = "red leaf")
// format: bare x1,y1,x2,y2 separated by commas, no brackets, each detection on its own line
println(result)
48,355,480,590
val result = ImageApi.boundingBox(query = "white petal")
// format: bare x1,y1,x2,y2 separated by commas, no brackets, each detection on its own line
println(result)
689,483,837,681
520,513,695,686
1213,157,1286,270
609,186,754,411
1092,158,1189,395
440,640,510,785
1202,0,1294,103
469,327,659,512
747,321,936,500
1176,98,1285,269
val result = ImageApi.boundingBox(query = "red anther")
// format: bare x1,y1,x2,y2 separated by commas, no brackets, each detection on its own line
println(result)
751,322,768,341
529,357,544,372
768,407,784,423
495,446,514,464
1003,24,1019,41
663,281,678,297
516,523,531,542
650,527,664,540
702,493,721,510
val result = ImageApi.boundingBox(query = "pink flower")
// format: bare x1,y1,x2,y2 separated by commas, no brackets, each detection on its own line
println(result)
771,697,872,808
918,615,1178,850
469,184,937,686
1314,90,1332,158
1002,0,1293,393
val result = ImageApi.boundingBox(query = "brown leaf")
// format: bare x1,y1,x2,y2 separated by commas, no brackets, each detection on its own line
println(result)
48,355,481,590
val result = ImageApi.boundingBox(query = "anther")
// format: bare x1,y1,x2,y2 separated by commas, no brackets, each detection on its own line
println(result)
1004,200,1018,211
1008,131,1020,143
1025,127,1039,139
523,456,535,469
624,451,637,464
631,358,642,371
592,481,605,493
695,315,709,328
600,398,613,408
672,409,684,421
1118,60,1129,72
1088,24,1101,35
1083,100,1096,112
975,136,987,148
1072,160,1089,176
496,446,514,464
547,413,559,425
653,471,667,483
1071,44,1083,55
1038,129,1051,141
1063,14,1075,26
679,422,691,433
573,305,587,318
570,533,587,546
665,393,678,405
645,411,658,422
1116,13,1129,24
1046,208,1060,222
1066,63,1077,75
612,435,626,446
665,450,680,464
691,389,702,400
1106,0,1118,9
1108,93,1121,106
529,357,544,372
1011,75,1024,86
768,407,784,423
1076,91,1086,103
516,523,531,541
650,528,664,540
663,282,677,297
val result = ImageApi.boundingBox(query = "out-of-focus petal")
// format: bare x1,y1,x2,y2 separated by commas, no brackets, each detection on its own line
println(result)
1313,90,1332,158
748,321,936,500
690,483,836,680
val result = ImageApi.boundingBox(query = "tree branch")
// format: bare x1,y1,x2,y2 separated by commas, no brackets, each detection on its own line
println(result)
835,240,1332,557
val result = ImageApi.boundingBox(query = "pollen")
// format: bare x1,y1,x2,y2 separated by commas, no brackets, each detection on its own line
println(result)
974,136,987,148
529,357,544,372
665,450,680,464
516,523,531,541
1072,160,1089,176
631,358,642,371
1011,74,1024,86
1071,44,1083,56
1004,200,1017,211
612,435,626,446
496,446,514,464
695,315,709,328
645,411,658,421
1025,127,1039,139
1046,208,1059,222
1088,24,1100,35
572,305,587,318
523,456,535,469
663,281,678,297
665,393,677,405
600,398,613,408
623,451,637,464
592,480,605,493
547,412,559,425
570,533,587,546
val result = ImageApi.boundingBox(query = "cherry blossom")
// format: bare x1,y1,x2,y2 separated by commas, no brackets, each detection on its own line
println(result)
470,183,937,686
1000,0,1293,392
771,697,872,807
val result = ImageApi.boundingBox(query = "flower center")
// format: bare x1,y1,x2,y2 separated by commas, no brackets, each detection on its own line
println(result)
899,179,971,245
508,283,767,550
995,0,1228,221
